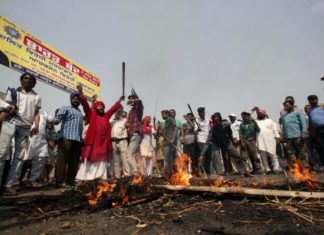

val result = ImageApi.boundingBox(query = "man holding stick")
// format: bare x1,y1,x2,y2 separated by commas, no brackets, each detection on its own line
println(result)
125,91,144,175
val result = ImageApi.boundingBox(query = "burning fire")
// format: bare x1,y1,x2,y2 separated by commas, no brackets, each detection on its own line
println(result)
85,181,116,206
131,175,144,185
289,159,318,190
211,177,226,187
169,154,192,186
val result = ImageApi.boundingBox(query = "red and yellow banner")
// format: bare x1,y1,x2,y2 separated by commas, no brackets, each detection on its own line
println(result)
0,16,100,98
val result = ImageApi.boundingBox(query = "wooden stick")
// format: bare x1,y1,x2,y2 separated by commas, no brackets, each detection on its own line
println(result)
122,62,125,96
152,185,324,199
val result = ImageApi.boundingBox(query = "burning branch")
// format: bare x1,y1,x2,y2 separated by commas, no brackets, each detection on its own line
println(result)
152,185,324,199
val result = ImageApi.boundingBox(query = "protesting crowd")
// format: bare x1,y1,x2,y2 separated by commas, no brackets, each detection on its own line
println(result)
0,72,324,196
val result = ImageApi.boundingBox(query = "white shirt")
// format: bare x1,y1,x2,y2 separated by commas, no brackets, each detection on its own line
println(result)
196,117,210,143
110,118,128,139
256,118,280,155
5,88,41,128
230,120,241,140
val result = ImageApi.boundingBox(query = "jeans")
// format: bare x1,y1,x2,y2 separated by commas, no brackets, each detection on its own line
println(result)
163,143,177,171
127,134,143,175
113,140,129,178
197,142,212,175
0,121,30,187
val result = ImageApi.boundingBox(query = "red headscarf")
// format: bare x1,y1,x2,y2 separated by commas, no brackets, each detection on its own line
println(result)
93,101,105,110
142,115,153,134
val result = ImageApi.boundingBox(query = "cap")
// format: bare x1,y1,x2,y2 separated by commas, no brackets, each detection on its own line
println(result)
228,113,236,117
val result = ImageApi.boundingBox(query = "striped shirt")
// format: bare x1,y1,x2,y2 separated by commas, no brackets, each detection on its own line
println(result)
55,105,83,142
282,110,307,139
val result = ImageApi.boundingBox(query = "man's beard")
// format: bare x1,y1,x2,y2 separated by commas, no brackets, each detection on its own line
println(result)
97,109,105,115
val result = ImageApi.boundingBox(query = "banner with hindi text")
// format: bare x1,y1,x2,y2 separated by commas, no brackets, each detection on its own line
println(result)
0,16,100,99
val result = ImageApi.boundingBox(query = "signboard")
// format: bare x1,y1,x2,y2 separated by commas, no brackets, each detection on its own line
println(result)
0,16,100,98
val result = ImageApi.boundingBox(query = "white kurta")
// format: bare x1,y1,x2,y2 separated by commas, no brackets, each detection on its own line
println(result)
23,112,50,160
76,159,108,181
140,133,155,157
256,118,280,156
140,130,156,176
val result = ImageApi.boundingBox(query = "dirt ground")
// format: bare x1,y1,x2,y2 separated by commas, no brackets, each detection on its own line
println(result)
0,174,324,235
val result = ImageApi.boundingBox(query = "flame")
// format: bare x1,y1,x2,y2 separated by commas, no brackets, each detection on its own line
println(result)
119,186,126,197
169,154,192,186
131,175,144,185
262,176,268,187
211,177,226,187
122,196,129,204
289,159,318,190
85,181,116,206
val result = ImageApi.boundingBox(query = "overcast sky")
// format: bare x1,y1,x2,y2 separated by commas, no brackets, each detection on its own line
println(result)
1,0,324,123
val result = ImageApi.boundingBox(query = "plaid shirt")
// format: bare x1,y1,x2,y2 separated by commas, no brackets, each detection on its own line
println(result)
282,110,307,139
127,99,143,136
55,105,83,142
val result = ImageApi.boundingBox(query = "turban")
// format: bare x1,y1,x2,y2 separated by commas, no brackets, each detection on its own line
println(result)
93,101,105,109
70,92,80,100
142,116,152,134
257,107,267,115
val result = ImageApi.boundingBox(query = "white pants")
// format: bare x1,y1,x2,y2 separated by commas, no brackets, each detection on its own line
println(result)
259,150,281,172
28,156,49,181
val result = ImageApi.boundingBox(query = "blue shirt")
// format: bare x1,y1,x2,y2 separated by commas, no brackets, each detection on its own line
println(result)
55,105,83,142
282,110,307,139
308,105,324,128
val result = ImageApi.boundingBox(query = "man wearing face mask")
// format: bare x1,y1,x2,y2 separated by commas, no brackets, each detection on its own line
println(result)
0,72,41,195
52,88,84,188
76,84,124,181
